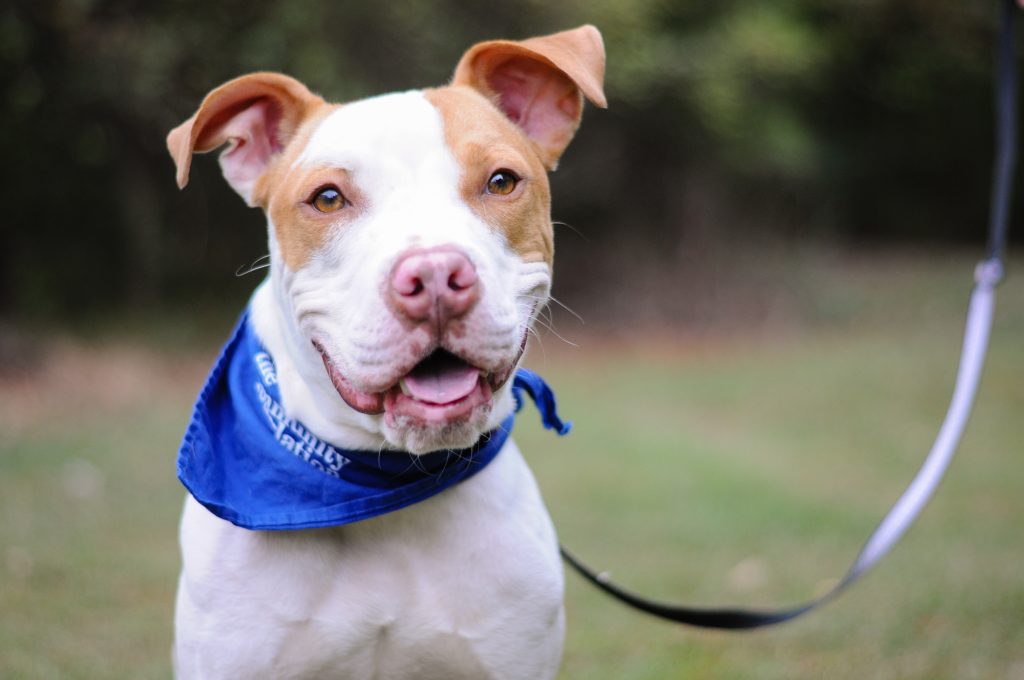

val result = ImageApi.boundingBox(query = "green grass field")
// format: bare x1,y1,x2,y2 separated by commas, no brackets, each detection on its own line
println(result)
2,251,1022,679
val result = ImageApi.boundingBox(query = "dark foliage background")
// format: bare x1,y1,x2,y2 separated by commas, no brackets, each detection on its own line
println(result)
1,0,1013,323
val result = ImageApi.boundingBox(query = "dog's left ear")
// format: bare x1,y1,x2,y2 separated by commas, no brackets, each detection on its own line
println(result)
167,72,325,206
453,25,607,169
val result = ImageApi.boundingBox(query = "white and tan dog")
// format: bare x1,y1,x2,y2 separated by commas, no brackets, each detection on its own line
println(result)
167,25,605,679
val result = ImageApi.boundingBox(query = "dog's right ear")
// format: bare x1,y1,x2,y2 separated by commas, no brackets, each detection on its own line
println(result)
167,73,325,206
453,25,607,170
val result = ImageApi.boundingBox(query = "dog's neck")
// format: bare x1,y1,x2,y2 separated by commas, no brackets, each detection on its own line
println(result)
249,278,517,453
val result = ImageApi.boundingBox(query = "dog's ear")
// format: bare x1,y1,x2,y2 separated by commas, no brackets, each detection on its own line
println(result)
167,73,325,206
452,25,607,169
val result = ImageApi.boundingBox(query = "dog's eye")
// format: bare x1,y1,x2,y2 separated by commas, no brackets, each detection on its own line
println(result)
310,186,346,213
486,170,519,196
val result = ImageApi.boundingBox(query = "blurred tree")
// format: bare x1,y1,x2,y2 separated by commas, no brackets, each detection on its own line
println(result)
0,0,1009,321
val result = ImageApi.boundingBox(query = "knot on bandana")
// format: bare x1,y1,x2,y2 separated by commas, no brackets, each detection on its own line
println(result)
177,311,570,530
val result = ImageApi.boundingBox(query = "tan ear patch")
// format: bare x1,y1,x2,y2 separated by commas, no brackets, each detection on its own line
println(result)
166,72,327,194
451,25,607,169
425,86,555,266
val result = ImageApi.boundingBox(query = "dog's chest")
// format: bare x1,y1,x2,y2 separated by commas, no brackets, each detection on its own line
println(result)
175,442,564,680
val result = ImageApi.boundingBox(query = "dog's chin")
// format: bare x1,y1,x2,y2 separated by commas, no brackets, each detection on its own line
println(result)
381,401,494,455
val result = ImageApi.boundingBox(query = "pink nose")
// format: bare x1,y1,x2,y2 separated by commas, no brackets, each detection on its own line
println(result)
389,248,479,323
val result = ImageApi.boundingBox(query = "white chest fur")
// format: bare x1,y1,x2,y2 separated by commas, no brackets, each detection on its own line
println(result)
174,439,564,680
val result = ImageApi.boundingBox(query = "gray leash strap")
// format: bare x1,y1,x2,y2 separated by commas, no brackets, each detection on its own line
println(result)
560,0,1014,629
561,268,999,629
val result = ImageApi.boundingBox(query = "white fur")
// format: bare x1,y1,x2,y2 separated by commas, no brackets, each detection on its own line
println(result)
174,90,563,678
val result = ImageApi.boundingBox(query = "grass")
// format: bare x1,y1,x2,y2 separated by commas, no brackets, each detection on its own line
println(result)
2,250,1023,678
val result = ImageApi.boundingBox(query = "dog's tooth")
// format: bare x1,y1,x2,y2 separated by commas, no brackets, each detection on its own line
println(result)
399,379,412,397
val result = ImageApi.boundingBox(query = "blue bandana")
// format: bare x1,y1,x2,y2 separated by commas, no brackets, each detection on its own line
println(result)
178,311,571,530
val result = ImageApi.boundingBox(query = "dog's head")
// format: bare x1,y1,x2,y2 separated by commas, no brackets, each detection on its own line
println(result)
168,26,606,453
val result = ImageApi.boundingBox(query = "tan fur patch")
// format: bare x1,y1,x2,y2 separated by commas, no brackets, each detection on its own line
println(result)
424,86,555,266
250,103,362,270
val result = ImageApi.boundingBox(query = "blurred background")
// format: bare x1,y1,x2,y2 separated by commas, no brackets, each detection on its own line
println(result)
2,1,1023,678
0,0,1013,325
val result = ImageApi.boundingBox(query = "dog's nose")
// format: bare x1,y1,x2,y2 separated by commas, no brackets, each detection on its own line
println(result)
389,248,479,323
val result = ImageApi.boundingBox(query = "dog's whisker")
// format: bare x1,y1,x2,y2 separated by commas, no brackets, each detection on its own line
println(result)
530,317,578,348
235,255,272,278
537,306,555,328
413,454,436,480
547,295,584,325
493,419,513,439
523,293,583,327
525,326,549,363
552,220,589,243
435,451,453,481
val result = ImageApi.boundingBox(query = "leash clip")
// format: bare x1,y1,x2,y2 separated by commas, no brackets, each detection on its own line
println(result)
974,258,1005,287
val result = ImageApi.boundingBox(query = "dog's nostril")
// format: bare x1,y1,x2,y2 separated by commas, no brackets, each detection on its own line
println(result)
447,262,478,292
389,247,479,322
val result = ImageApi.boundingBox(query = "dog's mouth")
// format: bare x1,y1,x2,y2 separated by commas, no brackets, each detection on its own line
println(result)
314,342,519,424
385,349,493,424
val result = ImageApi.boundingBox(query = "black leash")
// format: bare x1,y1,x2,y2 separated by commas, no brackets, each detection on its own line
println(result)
560,0,1015,630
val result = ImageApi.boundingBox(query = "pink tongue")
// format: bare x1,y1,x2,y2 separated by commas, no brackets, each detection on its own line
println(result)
403,362,480,405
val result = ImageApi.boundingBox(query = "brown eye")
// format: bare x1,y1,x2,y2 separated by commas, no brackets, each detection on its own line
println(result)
311,186,345,213
486,170,519,196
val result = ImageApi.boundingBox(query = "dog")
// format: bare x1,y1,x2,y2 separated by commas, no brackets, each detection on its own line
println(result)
166,25,605,679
